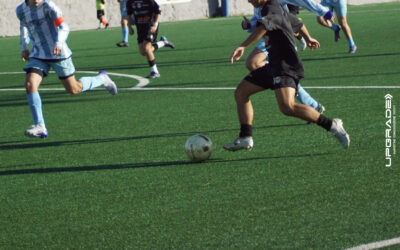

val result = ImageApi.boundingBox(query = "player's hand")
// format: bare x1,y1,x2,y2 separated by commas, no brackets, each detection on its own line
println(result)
306,38,320,50
230,46,245,64
21,50,30,61
150,25,157,34
129,26,134,35
242,16,250,30
53,45,62,56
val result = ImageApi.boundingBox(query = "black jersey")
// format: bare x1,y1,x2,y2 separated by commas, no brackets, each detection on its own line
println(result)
259,0,304,80
126,0,161,24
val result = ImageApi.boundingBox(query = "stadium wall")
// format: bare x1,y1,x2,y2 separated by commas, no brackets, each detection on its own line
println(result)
1,0,399,37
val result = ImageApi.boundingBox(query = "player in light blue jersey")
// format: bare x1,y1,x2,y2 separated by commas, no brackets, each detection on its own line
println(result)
242,7,325,116
16,0,118,138
278,0,333,19
116,0,132,47
317,0,357,53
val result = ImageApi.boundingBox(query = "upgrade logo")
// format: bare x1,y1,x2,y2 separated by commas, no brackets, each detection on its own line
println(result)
385,94,396,167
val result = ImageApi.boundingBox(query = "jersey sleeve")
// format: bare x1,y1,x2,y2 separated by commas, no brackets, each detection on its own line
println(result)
16,6,30,51
45,1,70,46
152,0,161,15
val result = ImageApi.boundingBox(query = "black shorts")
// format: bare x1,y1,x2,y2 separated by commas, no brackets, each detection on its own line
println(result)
136,23,159,44
244,65,298,90
97,10,105,19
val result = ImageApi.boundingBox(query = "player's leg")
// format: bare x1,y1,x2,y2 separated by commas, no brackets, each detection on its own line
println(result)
116,16,130,47
24,70,48,138
54,58,117,95
275,83,349,148
245,47,267,71
140,41,160,78
23,59,49,138
336,1,356,53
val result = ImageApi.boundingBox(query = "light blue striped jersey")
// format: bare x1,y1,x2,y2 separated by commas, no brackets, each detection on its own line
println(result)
277,0,329,16
16,0,72,60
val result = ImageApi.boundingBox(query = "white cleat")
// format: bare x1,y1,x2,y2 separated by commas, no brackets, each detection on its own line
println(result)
99,70,117,95
24,123,48,138
223,136,254,151
330,119,350,149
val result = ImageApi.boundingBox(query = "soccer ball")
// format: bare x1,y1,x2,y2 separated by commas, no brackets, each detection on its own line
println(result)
184,134,213,162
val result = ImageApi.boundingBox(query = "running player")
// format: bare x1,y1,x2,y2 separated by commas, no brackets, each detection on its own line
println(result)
242,6,325,116
126,0,175,78
224,0,350,151
116,0,131,47
317,0,357,53
96,0,109,29
16,0,117,138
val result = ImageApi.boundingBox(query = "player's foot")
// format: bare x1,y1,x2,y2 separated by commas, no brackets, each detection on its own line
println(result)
25,124,48,138
223,136,254,151
98,70,118,95
105,23,109,29
299,37,307,51
330,119,350,149
116,41,129,47
308,104,326,124
334,26,341,42
146,71,161,79
349,45,357,54
160,36,175,49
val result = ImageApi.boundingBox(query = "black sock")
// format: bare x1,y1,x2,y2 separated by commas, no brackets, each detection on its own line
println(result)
239,124,252,137
317,114,333,131
153,43,159,50
148,60,155,67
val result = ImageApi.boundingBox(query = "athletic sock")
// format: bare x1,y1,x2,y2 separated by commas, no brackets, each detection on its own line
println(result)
122,27,129,42
296,34,303,41
79,75,105,92
27,92,44,125
296,85,319,109
317,114,333,131
331,23,340,31
348,37,355,47
239,124,252,138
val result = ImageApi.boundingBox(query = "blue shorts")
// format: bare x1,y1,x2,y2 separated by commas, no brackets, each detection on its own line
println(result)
23,57,76,79
320,0,347,17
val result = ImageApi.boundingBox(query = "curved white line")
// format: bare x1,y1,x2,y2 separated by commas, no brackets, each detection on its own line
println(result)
0,71,149,89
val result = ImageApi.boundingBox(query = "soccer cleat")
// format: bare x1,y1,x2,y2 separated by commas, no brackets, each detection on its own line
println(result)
349,45,357,54
160,36,175,49
223,136,254,151
116,41,129,47
98,70,118,95
334,26,341,42
299,37,307,51
105,23,109,29
146,71,161,79
330,119,350,149
24,124,48,138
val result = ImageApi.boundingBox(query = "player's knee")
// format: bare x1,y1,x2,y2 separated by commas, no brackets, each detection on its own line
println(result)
279,103,295,116
234,86,249,103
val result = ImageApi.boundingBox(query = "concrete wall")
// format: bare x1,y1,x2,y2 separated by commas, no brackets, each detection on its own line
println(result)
1,0,399,37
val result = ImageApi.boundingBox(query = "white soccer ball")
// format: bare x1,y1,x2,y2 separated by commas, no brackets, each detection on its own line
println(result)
185,134,213,162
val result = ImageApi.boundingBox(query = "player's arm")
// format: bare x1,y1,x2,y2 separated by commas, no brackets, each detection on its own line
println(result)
299,24,320,50
20,24,30,61
150,13,160,34
231,25,266,63
53,17,69,55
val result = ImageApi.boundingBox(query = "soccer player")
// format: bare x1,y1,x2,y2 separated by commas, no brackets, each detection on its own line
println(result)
317,0,357,53
96,0,109,29
16,0,117,138
242,6,325,116
116,0,131,47
224,0,350,151
126,0,175,78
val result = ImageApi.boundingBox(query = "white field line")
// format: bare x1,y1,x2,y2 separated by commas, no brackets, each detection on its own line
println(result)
1,71,399,91
345,236,400,250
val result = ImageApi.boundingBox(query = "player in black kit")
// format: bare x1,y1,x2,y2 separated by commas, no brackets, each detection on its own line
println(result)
224,0,350,151
126,0,174,78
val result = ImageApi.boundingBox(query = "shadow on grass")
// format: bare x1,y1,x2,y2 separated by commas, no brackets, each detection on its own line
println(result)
0,123,306,150
0,152,332,176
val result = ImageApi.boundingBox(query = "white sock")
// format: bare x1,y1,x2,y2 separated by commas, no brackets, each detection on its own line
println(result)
151,64,159,73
